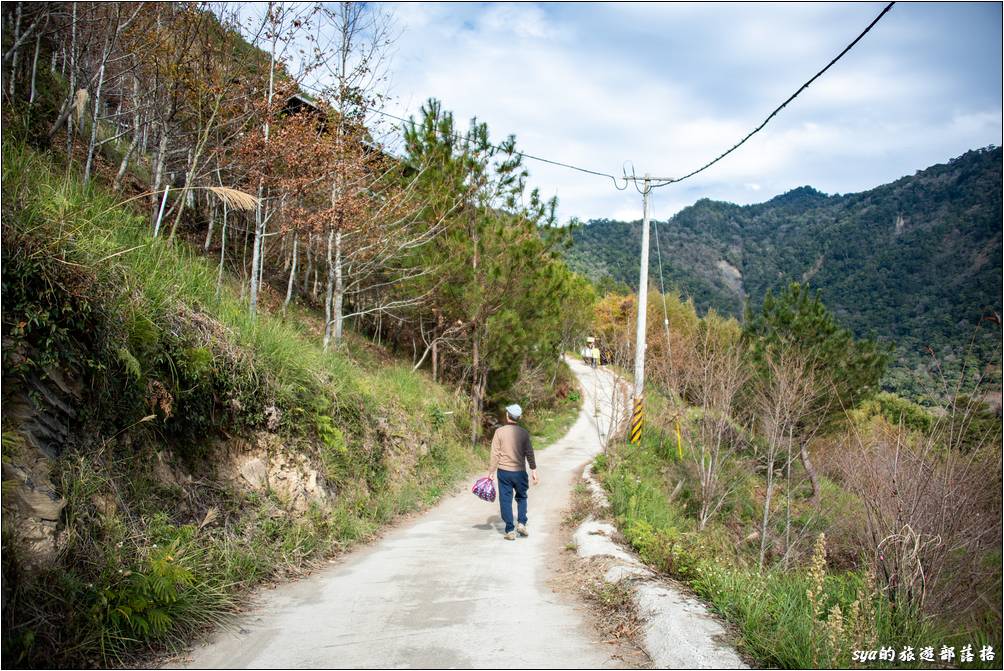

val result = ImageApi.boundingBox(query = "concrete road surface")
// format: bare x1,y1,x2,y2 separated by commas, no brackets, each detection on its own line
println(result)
179,357,627,669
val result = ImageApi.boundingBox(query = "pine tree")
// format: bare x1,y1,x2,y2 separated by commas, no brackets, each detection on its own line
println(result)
744,282,890,500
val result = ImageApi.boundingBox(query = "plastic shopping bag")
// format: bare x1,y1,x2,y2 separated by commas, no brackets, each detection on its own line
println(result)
471,476,496,503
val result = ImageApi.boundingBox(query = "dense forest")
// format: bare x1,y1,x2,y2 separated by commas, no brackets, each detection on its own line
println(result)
566,148,1003,400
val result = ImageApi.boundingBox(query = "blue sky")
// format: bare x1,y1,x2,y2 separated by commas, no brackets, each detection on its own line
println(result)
375,2,1002,222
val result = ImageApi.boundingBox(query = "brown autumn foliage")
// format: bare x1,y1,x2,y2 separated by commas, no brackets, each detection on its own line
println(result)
823,411,1002,626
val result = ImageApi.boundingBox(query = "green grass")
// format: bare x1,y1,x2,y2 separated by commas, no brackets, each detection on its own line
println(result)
0,141,486,667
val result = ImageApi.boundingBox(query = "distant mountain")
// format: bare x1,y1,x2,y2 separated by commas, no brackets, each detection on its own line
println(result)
565,147,1003,398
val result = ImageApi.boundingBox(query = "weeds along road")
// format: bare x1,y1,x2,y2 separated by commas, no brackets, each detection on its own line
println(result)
176,357,627,669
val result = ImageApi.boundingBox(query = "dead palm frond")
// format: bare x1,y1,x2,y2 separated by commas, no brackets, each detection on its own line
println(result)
206,186,258,211
99,186,259,221
73,88,89,123
198,506,219,531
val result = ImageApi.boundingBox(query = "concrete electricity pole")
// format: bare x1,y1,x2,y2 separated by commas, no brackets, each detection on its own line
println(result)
629,174,651,444
606,2,896,446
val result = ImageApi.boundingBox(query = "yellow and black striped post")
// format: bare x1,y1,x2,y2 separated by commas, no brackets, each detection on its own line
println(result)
630,396,644,443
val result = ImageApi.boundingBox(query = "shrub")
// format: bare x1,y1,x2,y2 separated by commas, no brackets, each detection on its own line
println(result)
829,415,1002,626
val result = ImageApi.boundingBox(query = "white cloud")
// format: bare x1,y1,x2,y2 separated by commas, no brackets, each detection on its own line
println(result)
369,2,1002,221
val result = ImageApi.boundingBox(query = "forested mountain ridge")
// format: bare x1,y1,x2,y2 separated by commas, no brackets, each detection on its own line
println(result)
565,147,1003,397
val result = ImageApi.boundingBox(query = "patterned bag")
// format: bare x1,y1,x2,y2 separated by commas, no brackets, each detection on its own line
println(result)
471,476,496,503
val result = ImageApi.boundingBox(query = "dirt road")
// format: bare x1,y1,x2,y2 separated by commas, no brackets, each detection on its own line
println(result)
180,357,626,668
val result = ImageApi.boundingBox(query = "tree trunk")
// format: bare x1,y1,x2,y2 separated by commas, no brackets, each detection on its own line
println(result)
152,185,170,238
204,201,216,251
246,17,276,317
758,469,774,570
322,228,335,351
112,76,141,192
65,2,76,158
258,214,268,283
799,439,820,503
477,369,489,441
216,201,228,297
333,230,344,344
248,183,265,317
167,153,196,241
8,3,22,97
150,129,168,226
783,441,793,568
283,232,298,314
28,30,40,105
302,232,313,295
84,35,110,182
433,311,441,383
470,339,482,445
240,215,249,300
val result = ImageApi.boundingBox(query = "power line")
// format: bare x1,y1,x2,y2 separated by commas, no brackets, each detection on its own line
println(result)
295,81,629,189
298,1,894,194
644,1,895,188
374,105,630,189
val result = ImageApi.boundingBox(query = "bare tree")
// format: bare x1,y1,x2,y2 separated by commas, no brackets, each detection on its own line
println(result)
4,1,48,96
314,1,397,348
681,319,748,530
751,346,820,568
83,3,142,182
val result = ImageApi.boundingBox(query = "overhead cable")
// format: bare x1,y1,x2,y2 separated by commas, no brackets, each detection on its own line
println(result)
296,81,628,190
647,1,896,188
295,1,895,193
362,106,630,190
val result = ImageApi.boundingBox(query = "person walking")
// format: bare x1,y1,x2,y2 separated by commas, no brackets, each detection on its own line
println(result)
486,404,538,540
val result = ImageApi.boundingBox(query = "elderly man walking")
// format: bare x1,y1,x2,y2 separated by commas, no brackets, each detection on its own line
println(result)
487,404,538,540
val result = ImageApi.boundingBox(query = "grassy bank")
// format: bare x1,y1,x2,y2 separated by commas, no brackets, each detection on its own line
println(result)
593,399,1000,669
523,375,582,447
1,142,484,666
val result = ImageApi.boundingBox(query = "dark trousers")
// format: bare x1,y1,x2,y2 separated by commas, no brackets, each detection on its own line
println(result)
497,469,529,533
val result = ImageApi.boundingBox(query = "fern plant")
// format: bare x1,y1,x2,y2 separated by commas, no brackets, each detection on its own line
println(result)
90,540,193,647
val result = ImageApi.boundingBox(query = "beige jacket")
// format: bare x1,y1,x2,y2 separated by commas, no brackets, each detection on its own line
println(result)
489,424,536,472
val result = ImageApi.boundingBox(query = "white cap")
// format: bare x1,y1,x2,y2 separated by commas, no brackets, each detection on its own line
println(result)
505,404,523,420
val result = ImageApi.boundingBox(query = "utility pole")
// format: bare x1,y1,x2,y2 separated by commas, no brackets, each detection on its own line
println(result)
630,174,651,444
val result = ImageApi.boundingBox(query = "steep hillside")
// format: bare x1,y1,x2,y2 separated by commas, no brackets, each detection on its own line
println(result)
565,147,1003,397
0,143,574,666
2,5,594,663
